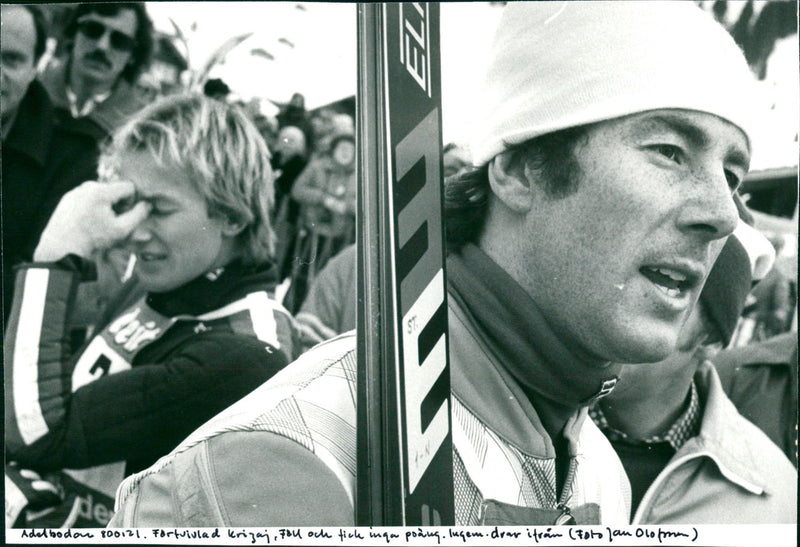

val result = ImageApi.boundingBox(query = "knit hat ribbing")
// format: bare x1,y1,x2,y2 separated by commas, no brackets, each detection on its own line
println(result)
471,1,758,166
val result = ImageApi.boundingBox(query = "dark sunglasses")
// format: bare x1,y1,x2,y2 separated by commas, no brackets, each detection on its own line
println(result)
77,20,136,53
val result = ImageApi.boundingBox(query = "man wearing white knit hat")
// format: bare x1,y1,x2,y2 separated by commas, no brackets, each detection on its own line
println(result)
111,2,762,526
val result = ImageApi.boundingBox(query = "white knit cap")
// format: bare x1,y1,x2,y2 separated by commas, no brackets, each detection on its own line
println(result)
471,1,758,166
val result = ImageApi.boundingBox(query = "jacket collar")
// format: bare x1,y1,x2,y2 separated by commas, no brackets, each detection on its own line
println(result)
3,80,53,165
146,260,280,318
450,295,580,459
680,361,771,494
42,61,144,135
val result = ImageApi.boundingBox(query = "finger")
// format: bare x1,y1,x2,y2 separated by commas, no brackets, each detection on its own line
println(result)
31,480,60,496
96,180,138,203
113,201,152,234
19,469,42,481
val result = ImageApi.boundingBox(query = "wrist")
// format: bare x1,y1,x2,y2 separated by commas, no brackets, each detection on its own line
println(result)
34,235,93,263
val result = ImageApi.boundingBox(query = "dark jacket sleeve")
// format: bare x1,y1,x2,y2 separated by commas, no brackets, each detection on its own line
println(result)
5,263,288,472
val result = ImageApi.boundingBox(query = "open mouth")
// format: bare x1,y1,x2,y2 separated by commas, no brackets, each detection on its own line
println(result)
639,266,696,298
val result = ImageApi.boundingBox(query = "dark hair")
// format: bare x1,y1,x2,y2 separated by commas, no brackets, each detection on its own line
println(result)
22,5,49,63
63,2,154,84
444,125,591,250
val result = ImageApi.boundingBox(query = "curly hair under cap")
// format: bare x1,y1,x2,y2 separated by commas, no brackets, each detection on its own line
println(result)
99,94,276,265
444,125,590,251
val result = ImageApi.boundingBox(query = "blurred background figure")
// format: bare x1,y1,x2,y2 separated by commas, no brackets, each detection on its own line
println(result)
284,129,356,313
38,2,156,342
294,243,356,353
41,2,153,133
1,5,98,329
134,70,161,103
276,91,306,128
714,331,797,467
271,125,310,282
741,232,796,340
308,109,354,158
274,91,313,155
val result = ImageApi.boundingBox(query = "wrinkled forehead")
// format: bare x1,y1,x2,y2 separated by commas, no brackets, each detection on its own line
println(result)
1,6,36,52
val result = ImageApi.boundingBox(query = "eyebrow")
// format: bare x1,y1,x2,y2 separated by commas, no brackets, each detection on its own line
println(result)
635,113,750,171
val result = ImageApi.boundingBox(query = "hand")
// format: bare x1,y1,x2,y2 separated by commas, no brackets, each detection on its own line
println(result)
6,463,63,526
34,181,151,263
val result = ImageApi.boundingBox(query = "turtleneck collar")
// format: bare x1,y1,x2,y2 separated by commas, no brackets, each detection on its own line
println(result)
146,259,279,318
446,243,620,438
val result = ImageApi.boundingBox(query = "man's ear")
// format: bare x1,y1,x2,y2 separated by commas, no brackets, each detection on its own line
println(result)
487,150,533,213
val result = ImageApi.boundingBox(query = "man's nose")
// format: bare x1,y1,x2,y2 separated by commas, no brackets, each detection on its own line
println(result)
676,169,739,241
128,221,152,243
94,29,112,51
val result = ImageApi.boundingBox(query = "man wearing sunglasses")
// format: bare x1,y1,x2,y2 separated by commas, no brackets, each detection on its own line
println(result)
39,3,155,339
42,2,154,138
1,5,99,328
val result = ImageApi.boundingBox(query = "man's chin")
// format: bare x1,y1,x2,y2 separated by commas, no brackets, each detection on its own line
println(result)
603,328,680,366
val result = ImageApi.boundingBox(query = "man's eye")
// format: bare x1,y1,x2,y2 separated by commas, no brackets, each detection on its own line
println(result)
652,144,682,162
1,54,23,68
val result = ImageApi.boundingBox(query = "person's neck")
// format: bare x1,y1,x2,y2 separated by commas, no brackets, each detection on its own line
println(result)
599,365,695,439
447,243,620,440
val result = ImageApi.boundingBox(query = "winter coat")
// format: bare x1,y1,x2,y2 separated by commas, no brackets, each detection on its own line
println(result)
1,80,98,324
109,294,631,526
714,332,798,466
5,257,297,527
631,361,797,524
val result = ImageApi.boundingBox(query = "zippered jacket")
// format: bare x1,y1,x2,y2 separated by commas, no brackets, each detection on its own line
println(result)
714,332,798,466
110,293,631,526
5,257,297,527
631,361,797,524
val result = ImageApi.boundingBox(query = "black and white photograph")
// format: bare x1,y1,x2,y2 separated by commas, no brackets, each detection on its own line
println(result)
2,2,797,545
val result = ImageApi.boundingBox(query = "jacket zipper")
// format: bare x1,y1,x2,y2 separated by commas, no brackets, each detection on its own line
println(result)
554,456,578,524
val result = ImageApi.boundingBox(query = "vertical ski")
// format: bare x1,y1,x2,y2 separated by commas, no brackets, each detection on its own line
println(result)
356,2,454,526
